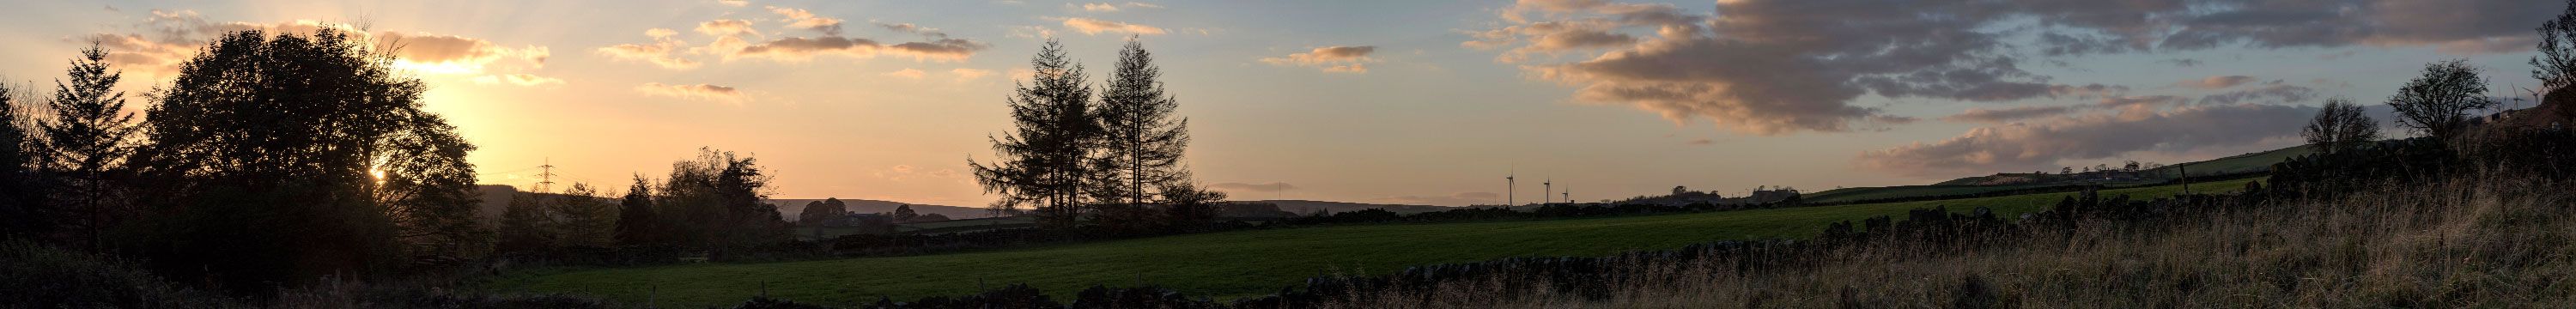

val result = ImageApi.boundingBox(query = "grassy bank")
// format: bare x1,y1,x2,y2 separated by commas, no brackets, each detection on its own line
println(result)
1323,174,2573,307
486,178,2260,307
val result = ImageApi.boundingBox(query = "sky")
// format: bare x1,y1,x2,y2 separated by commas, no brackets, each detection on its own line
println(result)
0,0,2561,207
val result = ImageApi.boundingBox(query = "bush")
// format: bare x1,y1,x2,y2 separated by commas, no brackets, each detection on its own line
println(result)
0,239,235,308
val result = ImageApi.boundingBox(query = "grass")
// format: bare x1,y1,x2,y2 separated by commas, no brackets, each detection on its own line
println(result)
1354,173,2576,308
1802,184,2062,203
485,178,2261,307
2143,144,2314,177
793,217,1042,240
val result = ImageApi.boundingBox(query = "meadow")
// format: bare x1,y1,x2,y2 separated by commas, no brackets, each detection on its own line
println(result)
486,178,2262,307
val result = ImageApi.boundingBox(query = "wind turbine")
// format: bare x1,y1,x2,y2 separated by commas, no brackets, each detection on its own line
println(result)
1563,185,1571,205
1543,178,1552,204
1505,172,1516,206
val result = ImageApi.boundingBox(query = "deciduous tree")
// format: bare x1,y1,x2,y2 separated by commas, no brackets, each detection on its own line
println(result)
2302,98,2383,154
2388,59,2494,142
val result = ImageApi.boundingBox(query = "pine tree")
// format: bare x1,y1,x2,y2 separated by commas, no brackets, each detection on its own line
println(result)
615,174,660,245
1091,38,1193,209
972,39,1099,227
42,44,140,251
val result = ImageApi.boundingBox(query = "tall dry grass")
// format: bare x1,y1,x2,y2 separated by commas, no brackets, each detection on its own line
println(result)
1321,172,2576,308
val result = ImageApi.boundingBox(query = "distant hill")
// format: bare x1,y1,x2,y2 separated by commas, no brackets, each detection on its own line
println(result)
474,185,993,224
1932,144,2312,186
2140,145,2313,178
473,185,614,224
1232,200,1455,215
771,198,992,221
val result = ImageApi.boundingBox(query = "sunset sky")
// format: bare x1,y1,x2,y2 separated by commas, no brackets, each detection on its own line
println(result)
0,0,2560,207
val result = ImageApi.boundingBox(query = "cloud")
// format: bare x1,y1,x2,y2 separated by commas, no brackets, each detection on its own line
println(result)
635,82,746,103
1938,106,2079,124
472,73,565,87
1376,191,1500,206
878,23,938,33
1471,0,2561,136
1059,17,1164,35
731,35,987,62
2197,83,2317,105
2172,76,2258,89
951,68,994,82
1262,45,1376,73
1858,103,2318,179
883,68,925,79
2093,95,2190,112
1321,64,1366,73
1686,138,1715,145
767,6,845,35
695,19,758,37
1208,182,1298,193
598,29,702,70
76,11,550,78
2159,58,2204,67
1081,3,1119,11
1127,2,1162,9
605,9,981,66
1261,45,1374,65
715,0,747,6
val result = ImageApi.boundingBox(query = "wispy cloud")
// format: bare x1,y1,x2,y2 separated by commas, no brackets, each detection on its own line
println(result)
1058,17,1164,35
883,68,926,79
1261,45,1375,73
635,82,746,104
473,74,565,87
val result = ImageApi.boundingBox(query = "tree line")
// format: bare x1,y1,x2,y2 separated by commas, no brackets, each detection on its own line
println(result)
0,27,808,294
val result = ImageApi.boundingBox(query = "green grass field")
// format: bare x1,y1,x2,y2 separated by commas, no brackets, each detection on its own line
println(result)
486,178,2262,307
2144,145,2312,177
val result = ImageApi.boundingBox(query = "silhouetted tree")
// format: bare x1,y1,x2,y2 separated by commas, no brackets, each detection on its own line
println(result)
654,148,787,259
972,39,1099,227
799,198,849,226
1157,172,1225,224
40,44,141,251
2302,98,2383,154
551,183,617,247
891,203,918,222
1091,38,1193,210
0,82,43,237
2388,59,2494,142
614,174,660,245
2537,0,2576,90
496,191,556,252
122,28,479,288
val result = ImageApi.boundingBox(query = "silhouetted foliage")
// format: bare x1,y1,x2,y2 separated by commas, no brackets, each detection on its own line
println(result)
890,203,918,222
551,184,617,247
1091,38,1194,209
118,28,480,290
2303,98,2382,154
496,192,556,252
973,39,1100,227
38,44,145,251
2389,59,2494,142
613,175,659,245
2538,0,2576,90
799,198,850,226
0,82,46,237
653,148,791,260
